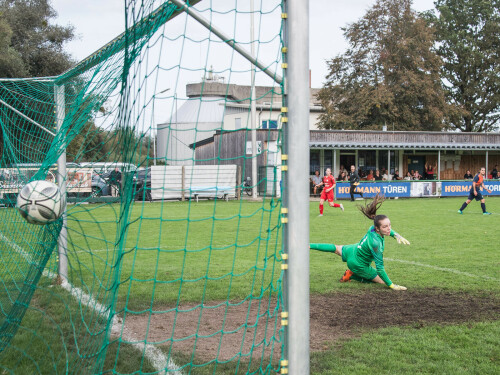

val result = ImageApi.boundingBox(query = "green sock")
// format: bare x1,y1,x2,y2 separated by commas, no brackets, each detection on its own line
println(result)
309,243,336,252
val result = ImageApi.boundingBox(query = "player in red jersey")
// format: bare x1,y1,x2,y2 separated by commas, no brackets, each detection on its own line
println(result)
319,168,344,216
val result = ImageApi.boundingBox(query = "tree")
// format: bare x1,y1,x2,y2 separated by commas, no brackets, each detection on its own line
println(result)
317,0,449,131
0,17,27,77
0,0,75,78
427,0,500,132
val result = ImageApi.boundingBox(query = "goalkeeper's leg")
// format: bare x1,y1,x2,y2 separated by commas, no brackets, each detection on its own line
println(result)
310,243,342,256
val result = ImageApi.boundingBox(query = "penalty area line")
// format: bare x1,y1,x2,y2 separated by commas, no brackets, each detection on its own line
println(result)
385,257,500,282
0,231,182,375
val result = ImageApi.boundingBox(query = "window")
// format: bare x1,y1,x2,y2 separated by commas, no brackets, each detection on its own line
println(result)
358,150,376,175
310,150,320,175
324,150,332,171
262,120,277,129
235,118,241,129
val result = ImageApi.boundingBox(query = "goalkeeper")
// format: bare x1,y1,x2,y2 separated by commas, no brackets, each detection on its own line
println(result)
310,194,410,290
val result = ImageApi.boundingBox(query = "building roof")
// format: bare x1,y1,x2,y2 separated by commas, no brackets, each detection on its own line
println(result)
309,130,500,150
160,96,226,125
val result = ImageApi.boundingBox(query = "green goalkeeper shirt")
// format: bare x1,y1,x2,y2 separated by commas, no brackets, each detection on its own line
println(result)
355,225,395,286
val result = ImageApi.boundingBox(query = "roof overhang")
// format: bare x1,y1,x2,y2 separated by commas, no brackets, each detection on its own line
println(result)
309,142,500,150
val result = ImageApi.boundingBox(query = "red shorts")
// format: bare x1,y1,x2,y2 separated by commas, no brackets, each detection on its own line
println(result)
320,189,334,202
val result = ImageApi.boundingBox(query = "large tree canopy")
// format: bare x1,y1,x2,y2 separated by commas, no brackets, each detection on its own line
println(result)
0,0,75,78
317,0,449,131
427,0,500,132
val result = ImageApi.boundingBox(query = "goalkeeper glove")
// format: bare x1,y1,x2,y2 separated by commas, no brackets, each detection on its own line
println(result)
394,233,410,245
389,284,407,291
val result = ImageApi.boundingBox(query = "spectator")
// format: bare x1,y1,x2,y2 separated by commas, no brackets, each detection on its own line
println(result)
311,170,322,196
374,170,383,181
413,170,422,180
338,171,348,182
464,170,473,180
109,167,122,197
393,169,402,180
410,170,415,178
366,170,375,182
425,162,437,180
404,172,412,181
339,164,347,176
491,165,498,179
382,169,390,181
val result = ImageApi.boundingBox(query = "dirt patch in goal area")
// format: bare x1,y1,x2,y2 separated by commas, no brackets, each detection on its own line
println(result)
120,289,500,361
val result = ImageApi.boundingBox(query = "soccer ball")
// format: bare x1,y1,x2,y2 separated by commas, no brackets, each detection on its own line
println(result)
16,180,66,225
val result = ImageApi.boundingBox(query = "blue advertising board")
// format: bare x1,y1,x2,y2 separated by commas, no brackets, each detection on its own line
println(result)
336,182,411,199
441,180,500,197
334,180,500,199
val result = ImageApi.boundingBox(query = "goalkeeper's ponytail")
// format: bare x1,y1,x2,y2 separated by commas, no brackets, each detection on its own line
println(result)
358,193,387,228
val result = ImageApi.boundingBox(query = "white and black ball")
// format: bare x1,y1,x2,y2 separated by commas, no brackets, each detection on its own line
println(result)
16,180,65,225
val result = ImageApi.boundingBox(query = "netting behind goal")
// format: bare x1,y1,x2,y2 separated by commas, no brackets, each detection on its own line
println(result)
0,1,286,373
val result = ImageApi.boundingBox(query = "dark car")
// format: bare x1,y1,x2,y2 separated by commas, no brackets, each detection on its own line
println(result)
133,168,152,201
91,172,110,197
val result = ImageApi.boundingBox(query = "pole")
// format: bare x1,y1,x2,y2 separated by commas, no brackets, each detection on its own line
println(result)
55,84,68,283
438,150,441,180
284,0,310,373
250,0,258,198
486,151,489,179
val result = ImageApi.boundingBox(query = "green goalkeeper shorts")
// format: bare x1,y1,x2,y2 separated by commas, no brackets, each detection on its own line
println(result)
341,244,377,281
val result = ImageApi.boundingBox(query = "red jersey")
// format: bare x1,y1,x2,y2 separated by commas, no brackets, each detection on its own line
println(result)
322,175,335,190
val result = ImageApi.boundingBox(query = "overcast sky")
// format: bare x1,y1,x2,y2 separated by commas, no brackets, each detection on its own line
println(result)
51,0,437,89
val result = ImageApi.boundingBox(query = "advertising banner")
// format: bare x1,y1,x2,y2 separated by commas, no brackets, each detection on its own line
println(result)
336,182,411,199
335,180,500,199
441,180,500,197
0,168,92,195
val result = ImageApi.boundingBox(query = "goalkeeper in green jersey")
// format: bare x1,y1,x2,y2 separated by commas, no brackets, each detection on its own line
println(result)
310,194,410,290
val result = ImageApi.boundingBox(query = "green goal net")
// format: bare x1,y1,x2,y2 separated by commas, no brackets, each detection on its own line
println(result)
0,1,287,373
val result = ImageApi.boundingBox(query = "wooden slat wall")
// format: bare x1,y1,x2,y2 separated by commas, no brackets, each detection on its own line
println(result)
194,130,280,182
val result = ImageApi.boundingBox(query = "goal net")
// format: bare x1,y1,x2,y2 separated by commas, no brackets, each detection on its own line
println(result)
0,1,287,373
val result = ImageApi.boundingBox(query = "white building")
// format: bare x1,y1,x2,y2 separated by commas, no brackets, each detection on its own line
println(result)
156,76,322,165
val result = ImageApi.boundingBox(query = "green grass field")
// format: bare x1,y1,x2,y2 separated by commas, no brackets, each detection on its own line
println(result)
0,196,499,374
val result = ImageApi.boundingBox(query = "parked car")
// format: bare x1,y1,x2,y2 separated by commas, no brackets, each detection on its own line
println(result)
91,172,110,197
133,168,152,201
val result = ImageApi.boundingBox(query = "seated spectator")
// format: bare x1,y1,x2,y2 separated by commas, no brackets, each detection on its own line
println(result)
410,169,415,178
404,171,412,180
339,164,347,176
393,169,402,180
382,169,390,181
491,165,498,179
464,170,473,179
366,170,375,181
413,170,422,180
338,171,348,182
311,170,323,195
374,169,383,181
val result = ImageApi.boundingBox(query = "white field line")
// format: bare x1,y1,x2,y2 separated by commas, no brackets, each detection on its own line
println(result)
385,257,500,282
0,231,182,375
59,280,182,375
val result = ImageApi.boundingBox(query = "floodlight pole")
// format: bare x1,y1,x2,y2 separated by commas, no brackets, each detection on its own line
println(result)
282,0,310,374
55,84,68,283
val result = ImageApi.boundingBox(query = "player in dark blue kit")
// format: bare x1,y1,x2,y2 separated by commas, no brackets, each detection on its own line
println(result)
458,167,492,215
